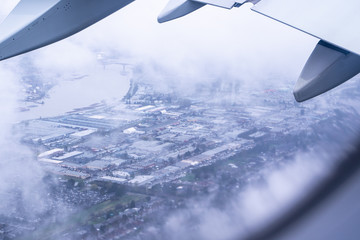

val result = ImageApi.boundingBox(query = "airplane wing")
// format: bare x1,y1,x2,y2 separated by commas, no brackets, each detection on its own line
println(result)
0,0,135,61
0,0,359,102
252,0,360,102
158,0,360,102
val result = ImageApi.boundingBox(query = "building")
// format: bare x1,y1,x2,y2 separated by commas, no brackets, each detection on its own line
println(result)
85,160,112,171
100,176,127,184
128,175,154,186
38,148,64,158
53,151,83,161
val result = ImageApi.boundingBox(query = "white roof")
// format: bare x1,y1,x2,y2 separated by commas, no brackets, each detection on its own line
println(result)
71,129,96,138
123,127,137,134
181,159,199,166
113,171,131,178
89,115,105,119
101,176,127,183
128,175,154,185
85,160,111,170
38,148,64,158
53,151,83,160
38,158,63,164
136,105,155,111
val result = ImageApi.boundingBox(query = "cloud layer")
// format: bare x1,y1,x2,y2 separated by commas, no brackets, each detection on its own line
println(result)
0,2,357,240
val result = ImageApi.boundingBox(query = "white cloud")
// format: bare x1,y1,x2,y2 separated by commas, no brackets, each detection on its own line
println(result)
147,151,330,240
0,61,50,218
70,0,318,88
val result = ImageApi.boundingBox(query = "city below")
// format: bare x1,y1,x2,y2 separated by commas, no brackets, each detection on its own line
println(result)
1,67,359,240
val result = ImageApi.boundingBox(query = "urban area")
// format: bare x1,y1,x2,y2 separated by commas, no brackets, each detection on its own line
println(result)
1,64,359,240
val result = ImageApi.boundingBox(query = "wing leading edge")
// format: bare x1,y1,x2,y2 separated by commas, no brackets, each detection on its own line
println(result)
0,0,135,61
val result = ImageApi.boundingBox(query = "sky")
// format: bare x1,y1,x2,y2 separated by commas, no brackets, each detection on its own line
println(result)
1,0,318,92
0,1,345,239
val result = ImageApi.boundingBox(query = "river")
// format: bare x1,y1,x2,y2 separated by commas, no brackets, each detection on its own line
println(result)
17,64,131,121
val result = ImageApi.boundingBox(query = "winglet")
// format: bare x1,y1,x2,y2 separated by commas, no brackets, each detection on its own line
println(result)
293,41,360,102
157,0,206,23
